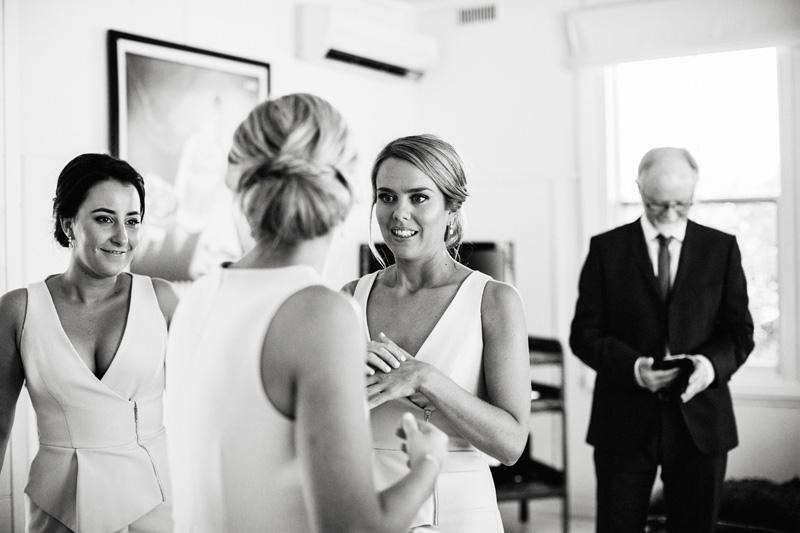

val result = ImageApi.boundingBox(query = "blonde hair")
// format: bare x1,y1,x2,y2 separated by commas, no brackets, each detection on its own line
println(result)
228,93,357,247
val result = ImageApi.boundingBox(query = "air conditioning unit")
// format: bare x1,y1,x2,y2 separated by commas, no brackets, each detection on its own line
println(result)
296,4,440,79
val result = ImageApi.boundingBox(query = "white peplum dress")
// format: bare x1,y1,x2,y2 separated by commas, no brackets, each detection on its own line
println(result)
21,274,171,533
353,270,505,533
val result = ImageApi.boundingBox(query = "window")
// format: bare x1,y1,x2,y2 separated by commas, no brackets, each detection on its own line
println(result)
608,48,780,368
569,0,800,396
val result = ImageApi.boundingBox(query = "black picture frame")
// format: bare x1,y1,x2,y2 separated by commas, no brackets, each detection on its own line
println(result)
107,31,270,281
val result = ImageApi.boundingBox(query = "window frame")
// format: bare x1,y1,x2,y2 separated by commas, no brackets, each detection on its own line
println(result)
575,45,800,402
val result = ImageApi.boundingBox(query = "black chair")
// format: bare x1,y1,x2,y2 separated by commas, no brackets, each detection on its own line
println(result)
491,336,568,532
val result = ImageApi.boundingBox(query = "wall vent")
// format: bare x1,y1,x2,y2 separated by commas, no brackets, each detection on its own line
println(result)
459,5,496,24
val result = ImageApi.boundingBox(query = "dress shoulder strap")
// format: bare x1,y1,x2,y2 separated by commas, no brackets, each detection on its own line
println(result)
352,271,379,306
462,270,493,307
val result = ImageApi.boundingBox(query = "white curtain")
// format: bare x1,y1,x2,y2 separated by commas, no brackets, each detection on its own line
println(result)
566,0,800,67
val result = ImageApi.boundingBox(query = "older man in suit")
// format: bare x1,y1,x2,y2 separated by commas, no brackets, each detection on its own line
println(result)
570,147,754,533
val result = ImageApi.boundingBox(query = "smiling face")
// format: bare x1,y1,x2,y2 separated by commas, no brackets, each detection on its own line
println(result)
375,157,453,262
62,179,142,279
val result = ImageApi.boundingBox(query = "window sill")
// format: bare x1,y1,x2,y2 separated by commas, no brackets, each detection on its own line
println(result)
730,374,800,406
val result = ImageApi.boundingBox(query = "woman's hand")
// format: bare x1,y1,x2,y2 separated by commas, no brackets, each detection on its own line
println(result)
396,412,448,472
365,334,431,408
364,332,407,375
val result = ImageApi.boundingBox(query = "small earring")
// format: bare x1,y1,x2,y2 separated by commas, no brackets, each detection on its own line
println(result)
448,222,455,235
68,235,74,249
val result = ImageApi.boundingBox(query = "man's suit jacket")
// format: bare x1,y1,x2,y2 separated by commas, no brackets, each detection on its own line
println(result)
569,218,754,455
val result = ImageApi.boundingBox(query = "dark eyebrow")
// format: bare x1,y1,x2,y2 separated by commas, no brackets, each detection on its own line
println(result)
90,207,141,217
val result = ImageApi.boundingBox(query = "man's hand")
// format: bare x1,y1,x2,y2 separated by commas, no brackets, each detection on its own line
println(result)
636,357,683,393
671,354,713,403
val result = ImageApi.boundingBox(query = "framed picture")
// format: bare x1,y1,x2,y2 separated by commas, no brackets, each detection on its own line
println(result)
108,30,270,282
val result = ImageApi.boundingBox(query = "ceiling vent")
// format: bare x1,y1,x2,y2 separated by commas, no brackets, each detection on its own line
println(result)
459,5,497,24
296,4,440,79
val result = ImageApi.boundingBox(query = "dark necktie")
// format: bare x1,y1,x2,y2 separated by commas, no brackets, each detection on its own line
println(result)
657,234,672,300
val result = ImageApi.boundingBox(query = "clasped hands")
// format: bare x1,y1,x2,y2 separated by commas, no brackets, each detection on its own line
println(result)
636,354,712,403
365,332,429,409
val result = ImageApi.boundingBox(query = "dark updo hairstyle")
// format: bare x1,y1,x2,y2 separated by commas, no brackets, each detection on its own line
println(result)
369,134,469,261
52,153,145,247
227,93,357,248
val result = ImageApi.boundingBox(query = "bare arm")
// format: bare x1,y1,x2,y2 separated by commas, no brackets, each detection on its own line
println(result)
266,286,446,533
0,290,27,473
367,281,530,465
420,280,529,464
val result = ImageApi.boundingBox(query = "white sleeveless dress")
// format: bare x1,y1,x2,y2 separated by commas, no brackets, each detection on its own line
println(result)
165,266,327,533
22,274,171,533
353,270,505,533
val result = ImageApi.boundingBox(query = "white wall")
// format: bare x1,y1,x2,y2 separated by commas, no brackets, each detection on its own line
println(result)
4,0,422,529
4,0,800,529
16,0,422,290
414,0,596,516
412,0,800,519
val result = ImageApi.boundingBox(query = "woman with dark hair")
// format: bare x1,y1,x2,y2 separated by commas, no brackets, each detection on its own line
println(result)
342,134,531,532
0,153,178,532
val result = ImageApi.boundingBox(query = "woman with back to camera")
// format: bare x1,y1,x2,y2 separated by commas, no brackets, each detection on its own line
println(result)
0,153,178,532
342,134,531,532
165,93,448,533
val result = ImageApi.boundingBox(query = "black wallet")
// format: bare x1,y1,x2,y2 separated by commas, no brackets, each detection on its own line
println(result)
653,357,695,393
653,357,695,372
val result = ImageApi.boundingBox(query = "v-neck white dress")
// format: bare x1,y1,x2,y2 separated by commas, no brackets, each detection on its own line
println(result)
353,270,504,532
21,275,171,532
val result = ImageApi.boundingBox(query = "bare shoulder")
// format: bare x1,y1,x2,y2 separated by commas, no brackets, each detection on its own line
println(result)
480,279,526,333
0,289,26,408
0,288,27,352
262,285,364,417
150,277,178,301
273,285,358,357
0,289,28,329
150,277,180,326
288,285,360,329
482,279,523,311
265,285,364,406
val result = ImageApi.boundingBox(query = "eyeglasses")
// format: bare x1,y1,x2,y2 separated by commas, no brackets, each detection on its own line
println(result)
643,200,693,214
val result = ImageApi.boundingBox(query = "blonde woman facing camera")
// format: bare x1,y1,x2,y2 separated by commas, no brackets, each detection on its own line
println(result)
0,153,178,532
342,135,531,532
165,94,448,533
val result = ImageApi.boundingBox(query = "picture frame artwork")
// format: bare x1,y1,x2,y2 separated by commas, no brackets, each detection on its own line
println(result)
108,30,270,282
